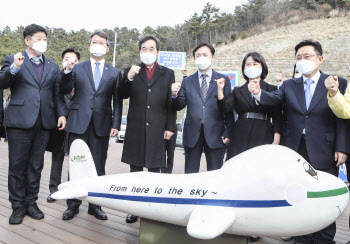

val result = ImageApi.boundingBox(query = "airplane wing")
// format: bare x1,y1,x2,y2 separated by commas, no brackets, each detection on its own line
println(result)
51,186,88,200
187,206,236,239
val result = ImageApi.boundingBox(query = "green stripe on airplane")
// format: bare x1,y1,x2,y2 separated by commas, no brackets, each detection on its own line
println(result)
307,187,348,198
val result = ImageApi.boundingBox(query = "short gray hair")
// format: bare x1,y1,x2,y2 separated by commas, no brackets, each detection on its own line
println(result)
138,34,160,51
89,30,110,46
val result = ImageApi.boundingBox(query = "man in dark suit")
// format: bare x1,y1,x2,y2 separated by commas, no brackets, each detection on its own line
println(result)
172,43,233,174
249,39,350,244
46,48,80,203
60,30,123,221
118,35,176,224
0,24,67,225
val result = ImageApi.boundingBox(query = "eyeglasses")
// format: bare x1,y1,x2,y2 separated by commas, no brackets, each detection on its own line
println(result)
91,40,107,46
295,54,319,61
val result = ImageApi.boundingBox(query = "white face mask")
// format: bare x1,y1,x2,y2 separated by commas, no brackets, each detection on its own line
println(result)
31,40,47,55
294,73,302,78
62,62,68,69
195,57,212,70
296,59,317,75
276,81,282,88
140,52,157,66
90,45,107,57
244,66,262,79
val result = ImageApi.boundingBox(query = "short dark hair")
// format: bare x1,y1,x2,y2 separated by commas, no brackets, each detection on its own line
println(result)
61,48,81,61
89,30,110,46
138,35,160,51
242,52,268,81
192,43,215,57
23,24,47,39
295,39,323,56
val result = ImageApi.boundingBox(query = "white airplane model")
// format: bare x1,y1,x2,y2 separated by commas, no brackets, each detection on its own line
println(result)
52,139,349,239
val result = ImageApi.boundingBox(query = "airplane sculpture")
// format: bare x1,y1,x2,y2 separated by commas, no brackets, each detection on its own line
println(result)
52,139,349,239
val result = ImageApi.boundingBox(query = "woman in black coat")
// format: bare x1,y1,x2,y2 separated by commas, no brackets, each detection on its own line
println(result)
217,52,282,161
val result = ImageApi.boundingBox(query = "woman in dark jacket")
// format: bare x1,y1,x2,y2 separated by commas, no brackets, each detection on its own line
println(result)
217,52,282,161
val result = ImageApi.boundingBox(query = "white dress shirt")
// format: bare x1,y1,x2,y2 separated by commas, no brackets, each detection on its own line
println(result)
198,68,212,88
90,58,105,78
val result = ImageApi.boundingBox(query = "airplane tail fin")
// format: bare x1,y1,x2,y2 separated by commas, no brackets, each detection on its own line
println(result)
68,139,98,181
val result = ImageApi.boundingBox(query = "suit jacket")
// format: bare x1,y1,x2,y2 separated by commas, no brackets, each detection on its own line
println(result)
118,63,176,168
0,89,3,124
0,51,67,129
174,70,234,149
60,60,123,137
218,80,282,159
260,71,350,169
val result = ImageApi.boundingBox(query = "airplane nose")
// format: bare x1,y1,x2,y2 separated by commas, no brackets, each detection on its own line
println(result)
284,183,307,206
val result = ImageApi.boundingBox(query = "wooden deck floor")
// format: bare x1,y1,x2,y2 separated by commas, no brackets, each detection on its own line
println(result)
0,141,348,243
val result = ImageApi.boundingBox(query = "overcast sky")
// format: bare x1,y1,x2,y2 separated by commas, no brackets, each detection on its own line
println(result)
0,0,247,32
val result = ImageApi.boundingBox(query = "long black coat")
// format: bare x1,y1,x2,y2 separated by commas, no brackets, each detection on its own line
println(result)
118,63,176,168
218,80,282,160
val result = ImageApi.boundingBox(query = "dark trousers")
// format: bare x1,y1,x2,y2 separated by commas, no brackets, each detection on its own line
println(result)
48,130,65,194
130,165,161,173
184,126,224,173
162,130,177,173
7,114,50,209
294,136,337,244
67,119,109,211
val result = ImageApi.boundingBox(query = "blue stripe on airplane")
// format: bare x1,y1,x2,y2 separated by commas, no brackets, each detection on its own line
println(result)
88,192,291,208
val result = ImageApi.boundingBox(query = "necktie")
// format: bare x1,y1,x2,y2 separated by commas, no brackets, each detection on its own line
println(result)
94,62,101,90
200,73,208,101
31,57,41,65
305,79,313,110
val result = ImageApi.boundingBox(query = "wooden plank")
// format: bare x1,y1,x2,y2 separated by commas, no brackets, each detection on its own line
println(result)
0,226,36,244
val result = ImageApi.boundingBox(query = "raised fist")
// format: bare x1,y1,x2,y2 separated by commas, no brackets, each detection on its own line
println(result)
217,78,225,90
325,76,339,97
248,79,260,95
128,65,141,80
13,52,25,68
172,83,181,96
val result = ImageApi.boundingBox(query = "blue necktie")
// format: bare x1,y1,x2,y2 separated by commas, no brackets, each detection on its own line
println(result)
305,79,313,110
94,62,101,90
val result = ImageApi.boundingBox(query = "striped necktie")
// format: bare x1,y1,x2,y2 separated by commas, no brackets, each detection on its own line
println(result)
200,73,208,101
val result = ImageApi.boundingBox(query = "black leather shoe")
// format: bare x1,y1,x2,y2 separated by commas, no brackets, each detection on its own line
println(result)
126,214,138,223
62,208,79,220
9,207,26,224
88,208,108,220
47,195,56,203
248,236,260,243
26,203,44,219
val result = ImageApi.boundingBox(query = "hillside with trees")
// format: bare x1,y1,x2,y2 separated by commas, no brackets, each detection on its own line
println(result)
0,0,349,72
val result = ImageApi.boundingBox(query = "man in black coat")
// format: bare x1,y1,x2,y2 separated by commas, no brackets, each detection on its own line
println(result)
0,24,67,225
60,30,123,221
118,35,176,224
46,48,80,203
